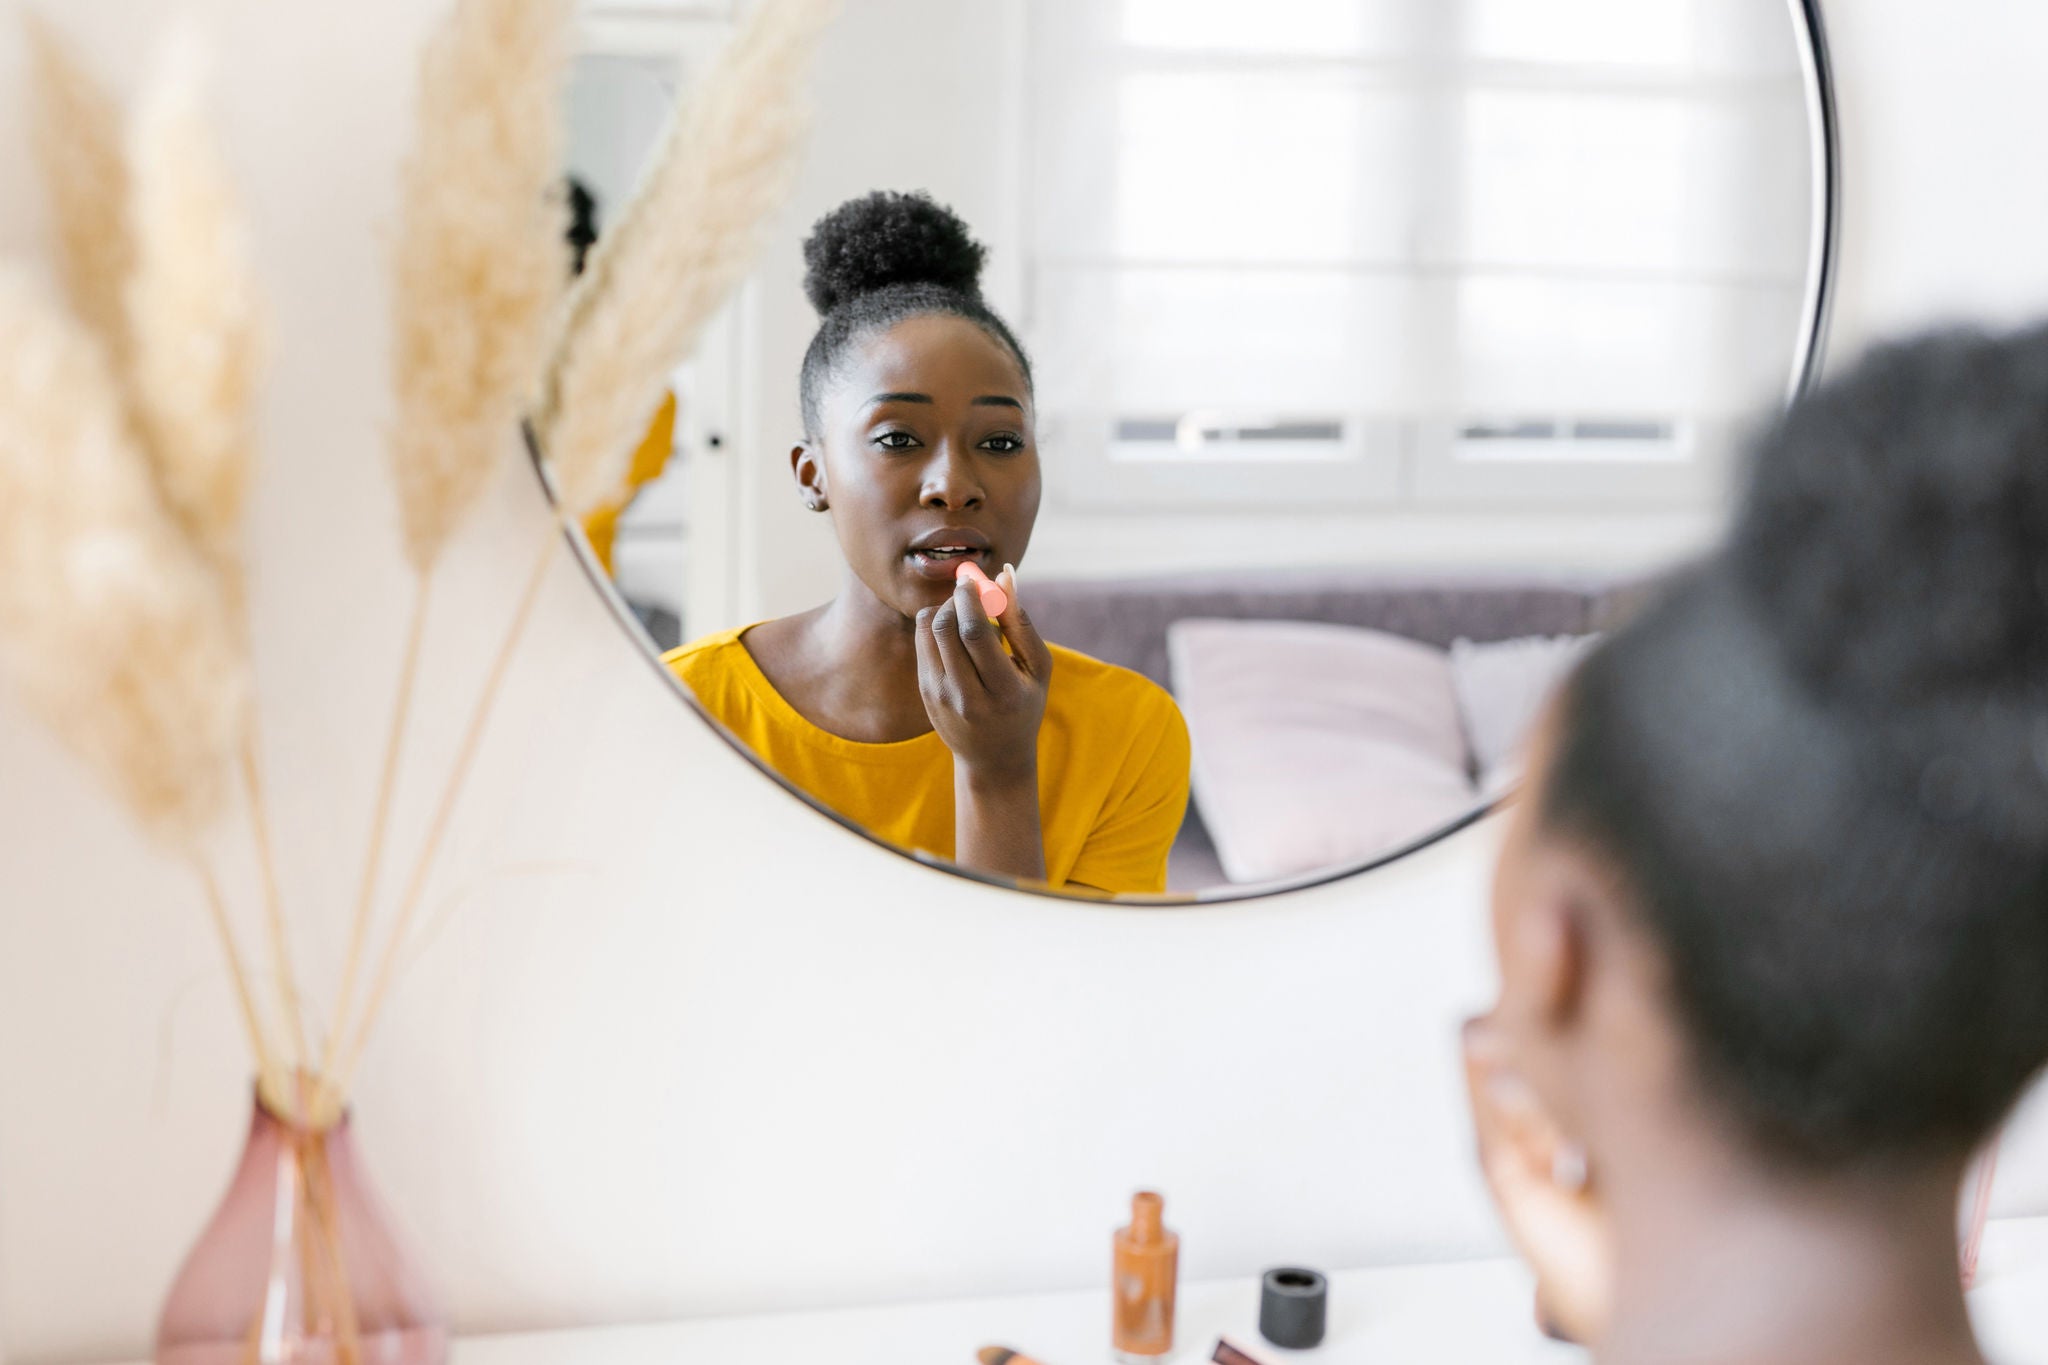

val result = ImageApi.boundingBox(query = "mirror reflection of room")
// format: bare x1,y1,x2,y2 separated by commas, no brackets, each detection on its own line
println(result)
567,0,1820,900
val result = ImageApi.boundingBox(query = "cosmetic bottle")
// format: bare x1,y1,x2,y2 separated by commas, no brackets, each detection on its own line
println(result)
1112,1191,1178,1363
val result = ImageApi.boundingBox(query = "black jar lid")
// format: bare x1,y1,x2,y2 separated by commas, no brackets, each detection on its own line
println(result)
1259,1266,1329,1349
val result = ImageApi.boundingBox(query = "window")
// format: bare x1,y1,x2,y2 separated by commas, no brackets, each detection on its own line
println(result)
1023,0,1813,511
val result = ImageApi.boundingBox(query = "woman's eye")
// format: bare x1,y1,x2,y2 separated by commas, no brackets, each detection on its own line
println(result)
982,433,1025,454
875,430,919,450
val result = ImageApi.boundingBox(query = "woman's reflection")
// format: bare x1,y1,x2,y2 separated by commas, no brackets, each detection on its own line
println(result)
665,191,1189,895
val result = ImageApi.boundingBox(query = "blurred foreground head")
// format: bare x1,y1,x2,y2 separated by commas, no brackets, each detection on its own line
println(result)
1563,325,2047,1167
1476,325,2048,1355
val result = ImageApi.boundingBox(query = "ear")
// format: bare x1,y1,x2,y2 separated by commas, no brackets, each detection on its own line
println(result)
1494,841,1594,1039
792,441,828,512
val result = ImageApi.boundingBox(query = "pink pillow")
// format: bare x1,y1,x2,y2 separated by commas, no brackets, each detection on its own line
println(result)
1448,633,1599,798
1167,619,1481,885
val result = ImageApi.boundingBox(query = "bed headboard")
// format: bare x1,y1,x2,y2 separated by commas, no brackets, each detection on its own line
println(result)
1026,568,1622,691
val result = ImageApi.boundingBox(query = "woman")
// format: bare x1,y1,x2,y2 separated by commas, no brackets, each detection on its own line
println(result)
1466,326,2048,1363
666,192,1189,895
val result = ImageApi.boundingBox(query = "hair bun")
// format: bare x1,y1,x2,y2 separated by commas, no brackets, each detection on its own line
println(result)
1728,325,2048,837
801,190,987,315
1732,325,2048,701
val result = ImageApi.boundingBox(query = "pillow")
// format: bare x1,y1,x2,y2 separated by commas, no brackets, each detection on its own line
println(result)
1448,634,1599,797
1167,619,1481,885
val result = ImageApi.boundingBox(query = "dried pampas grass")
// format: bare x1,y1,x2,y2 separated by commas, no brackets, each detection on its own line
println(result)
535,0,840,516
0,269,248,845
387,0,574,573
10,19,292,1103
319,0,577,1100
125,32,268,585
23,14,133,373
123,34,314,1077
329,0,841,1108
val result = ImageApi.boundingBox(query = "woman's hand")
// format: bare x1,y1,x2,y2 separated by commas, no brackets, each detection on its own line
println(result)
916,568,1054,882
1462,1015,1612,1346
915,567,1053,780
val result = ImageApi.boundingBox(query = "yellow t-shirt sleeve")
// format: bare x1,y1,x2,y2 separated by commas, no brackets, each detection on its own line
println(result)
1062,691,1191,897
581,391,678,577
662,630,746,722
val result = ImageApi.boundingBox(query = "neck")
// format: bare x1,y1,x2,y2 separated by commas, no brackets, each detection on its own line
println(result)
819,571,921,665
1598,1138,1978,1365
795,574,930,733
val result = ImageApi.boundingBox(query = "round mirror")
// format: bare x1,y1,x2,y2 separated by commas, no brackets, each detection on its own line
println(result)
547,0,1837,904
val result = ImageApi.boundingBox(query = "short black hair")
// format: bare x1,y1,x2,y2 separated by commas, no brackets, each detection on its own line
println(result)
565,176,599,277
1541,326,2048,1169
797,190,1032,437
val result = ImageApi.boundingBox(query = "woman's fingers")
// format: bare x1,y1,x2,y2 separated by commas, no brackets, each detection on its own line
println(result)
930,594,981,695
1464,1018,1563,1208
1463,1016,1518,1169
995,569,1054,681
954,574,1019,697
914,606,946,694
1461,1016,1610,1347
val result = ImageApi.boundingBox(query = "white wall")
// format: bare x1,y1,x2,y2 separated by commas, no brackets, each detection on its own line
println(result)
4,2,2048,1362
1823,0,2048,350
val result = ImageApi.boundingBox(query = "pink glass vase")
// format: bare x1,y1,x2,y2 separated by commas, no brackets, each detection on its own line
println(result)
156,1089,447,1365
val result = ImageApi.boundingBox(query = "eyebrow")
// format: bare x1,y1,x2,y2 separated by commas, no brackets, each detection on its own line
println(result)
866,392,1025,411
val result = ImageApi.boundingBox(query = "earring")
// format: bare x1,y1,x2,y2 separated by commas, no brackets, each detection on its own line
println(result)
804,496,827,512
1551,1142,1590,1193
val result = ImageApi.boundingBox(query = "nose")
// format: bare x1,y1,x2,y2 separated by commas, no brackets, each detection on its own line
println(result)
919,440,985,511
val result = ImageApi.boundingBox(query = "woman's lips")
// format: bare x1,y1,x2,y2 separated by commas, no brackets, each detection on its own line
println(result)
906,546,992,581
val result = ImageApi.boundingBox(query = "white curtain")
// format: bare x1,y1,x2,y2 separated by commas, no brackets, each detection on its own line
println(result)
1023,0,1814,507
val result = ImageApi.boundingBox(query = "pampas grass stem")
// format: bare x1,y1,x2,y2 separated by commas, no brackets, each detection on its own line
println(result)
240,731,309,1084
328,528,559,1112
320,578,431,1084
319,0,575,1115
195,855,283,1104
299,1141,364,1362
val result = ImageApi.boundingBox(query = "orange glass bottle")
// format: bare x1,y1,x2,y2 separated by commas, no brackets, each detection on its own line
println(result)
1112,1191,1179,1363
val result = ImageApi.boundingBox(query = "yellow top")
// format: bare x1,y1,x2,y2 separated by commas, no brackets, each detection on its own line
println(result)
583,390,679,576
663,627,1191,896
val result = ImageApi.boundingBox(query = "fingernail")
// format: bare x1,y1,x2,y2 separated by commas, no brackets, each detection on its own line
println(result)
1463,1015,1504,1056
1486,1071,1535,1111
